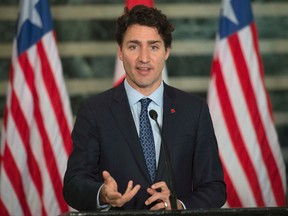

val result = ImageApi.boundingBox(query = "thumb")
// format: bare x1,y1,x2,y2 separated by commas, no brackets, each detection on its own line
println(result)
102,171,114,184
102,171,119,194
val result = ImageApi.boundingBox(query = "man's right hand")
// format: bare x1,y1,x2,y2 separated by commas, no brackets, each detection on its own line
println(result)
99,171,141,207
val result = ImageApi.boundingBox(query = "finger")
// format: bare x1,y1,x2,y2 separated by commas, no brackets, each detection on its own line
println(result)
103,171,120,194
122,184,141,202
151,181,167,191
149,201,167,211
145,191,162,206
102,171,113,184
109,184,140,207
101,171,122,204
148,185,170,199
100,185,121,205
146,187,157,196
105,191,122,200
164,200,171,210
100,182,122,204
124,180,133,194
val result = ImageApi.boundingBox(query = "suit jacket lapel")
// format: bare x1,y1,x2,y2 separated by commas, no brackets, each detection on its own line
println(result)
155,84,177,182
110,82,152,183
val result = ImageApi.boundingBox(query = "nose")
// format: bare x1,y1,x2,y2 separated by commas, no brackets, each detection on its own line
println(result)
138,47,149,63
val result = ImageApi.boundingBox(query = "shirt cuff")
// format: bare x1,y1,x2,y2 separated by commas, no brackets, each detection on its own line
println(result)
178,199,186,210
97,184,111,211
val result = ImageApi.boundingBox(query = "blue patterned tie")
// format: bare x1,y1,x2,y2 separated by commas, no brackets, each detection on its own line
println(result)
139,98,156,182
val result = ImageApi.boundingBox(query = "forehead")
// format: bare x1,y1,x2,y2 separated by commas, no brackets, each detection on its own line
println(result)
123,24,163,43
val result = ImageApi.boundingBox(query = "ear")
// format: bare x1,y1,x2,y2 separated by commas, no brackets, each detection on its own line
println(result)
118,46,123,61
165,48,171,60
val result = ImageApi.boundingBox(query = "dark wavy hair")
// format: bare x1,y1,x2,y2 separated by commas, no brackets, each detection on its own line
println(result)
115,5,174,49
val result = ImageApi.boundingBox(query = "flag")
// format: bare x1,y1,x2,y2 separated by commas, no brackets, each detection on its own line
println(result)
0,0,73,215
208,0,286,207
113,0,169,86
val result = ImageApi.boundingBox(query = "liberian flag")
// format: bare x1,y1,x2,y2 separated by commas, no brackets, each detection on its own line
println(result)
0,0,73,215
208,0,286,207
113,0,169,86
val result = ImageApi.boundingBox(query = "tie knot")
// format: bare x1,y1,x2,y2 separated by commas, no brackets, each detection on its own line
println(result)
140,98,152,110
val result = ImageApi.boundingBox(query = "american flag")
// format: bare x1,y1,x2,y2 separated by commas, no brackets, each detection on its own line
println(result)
113,0,169,86
208,0,286,207
0,0,73,215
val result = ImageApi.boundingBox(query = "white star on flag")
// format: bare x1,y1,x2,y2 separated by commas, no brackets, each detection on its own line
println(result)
222,0,239,25
18,0,42,35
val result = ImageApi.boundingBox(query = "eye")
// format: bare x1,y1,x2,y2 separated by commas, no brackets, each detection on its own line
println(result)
151,45,159,51
128,45,137,50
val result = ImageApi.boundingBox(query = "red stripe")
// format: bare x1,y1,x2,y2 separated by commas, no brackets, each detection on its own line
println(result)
3,144,32,216
0,109,9,216
113,75,125,87
0,108,10,216
250,23,274,121
3,105,8,134
10,87,44,200
33,96,69,212
9,61,47,215
126,0,153,9
19,50,69,213
37,40,72,156
10,58,46,215
211,67,242,207
213,58,265,206
0,197,10,216
221,162,242,207
228,33,285,206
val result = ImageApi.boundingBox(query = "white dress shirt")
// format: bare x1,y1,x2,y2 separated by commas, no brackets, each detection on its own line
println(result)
124,79,164,167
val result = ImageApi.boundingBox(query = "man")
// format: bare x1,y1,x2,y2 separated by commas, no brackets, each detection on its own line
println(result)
63,5,226,211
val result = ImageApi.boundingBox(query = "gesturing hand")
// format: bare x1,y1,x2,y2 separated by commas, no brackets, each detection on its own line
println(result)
145,181,183,210
99,171,141,207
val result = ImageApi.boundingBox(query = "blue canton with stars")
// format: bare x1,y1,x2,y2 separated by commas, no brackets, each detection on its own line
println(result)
219,0,253,39
16,0,53,55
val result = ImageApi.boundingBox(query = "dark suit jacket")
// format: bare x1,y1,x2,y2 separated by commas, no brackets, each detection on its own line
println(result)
63,82,226,211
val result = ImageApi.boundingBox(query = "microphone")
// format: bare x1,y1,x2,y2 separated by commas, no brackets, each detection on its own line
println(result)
149,110,178,210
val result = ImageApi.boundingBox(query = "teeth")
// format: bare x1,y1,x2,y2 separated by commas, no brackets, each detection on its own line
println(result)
138,67,149,70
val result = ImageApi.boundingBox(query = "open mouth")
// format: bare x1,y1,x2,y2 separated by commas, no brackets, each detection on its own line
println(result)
137,67,151,71
136,65,153,75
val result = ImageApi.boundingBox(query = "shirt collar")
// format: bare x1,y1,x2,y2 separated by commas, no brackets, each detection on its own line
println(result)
124,79,164,107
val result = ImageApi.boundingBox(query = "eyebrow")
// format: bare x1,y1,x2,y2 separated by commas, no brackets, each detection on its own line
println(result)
127,40,162,45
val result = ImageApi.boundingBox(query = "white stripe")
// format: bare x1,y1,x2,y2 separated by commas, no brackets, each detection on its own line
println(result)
0,82,11,155
10,41,62,214
11,43,34,125
5,104,42,215
208,76,256,207
239,26,286,197
218,39,274,206
0,113,21,216
28,42,68,213
237,26,276,205
113,57,125,84
0,167,24,216
42,32,73,131
27,46,68,177
162,64,169,83
29,121,60,215
25,40,64,214
40,33,72,176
